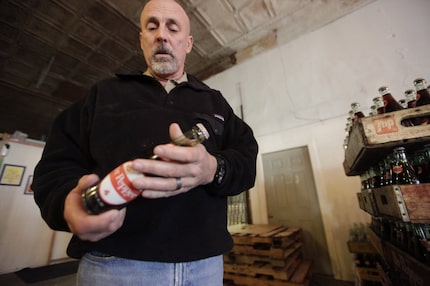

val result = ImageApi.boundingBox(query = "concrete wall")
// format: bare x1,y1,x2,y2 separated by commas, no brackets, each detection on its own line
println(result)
205,0,430,280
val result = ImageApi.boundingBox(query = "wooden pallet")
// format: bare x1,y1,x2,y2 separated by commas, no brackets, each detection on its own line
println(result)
228,224,301,248
230,241,303,260
224,251,302,281
224,259,312,286
225,224,312,285
228,224,302,259
225,242,303,268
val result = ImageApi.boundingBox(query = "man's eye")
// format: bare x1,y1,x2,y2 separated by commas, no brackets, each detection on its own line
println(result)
147,24,157,31
168,24,179,33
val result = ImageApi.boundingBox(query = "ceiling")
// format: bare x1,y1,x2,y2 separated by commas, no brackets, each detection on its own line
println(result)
0,0,374,140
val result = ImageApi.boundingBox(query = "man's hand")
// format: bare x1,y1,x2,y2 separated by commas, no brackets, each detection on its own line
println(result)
131,123,218,198
64,174,126,242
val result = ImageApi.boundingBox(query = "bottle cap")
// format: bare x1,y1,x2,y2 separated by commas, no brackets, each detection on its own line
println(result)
196,123,210,140
404,89,416,101
378,86,390,95
414,78,427,91
372,96,384,108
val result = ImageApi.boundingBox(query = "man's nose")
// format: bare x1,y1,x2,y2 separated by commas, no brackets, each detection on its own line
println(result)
156,26,168,42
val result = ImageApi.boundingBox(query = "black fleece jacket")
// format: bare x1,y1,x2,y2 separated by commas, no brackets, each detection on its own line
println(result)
32,73,258,262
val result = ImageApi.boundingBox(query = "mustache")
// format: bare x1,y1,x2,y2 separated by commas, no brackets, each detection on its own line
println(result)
152,43,174,58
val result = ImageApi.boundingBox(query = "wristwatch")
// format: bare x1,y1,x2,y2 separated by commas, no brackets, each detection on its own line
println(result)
214,155,226,185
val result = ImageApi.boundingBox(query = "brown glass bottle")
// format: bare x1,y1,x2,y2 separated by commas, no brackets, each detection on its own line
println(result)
415,78,430,106
405,89,417,108
398,99,407,108
411,145,430,184
372,96,385,114
391,147,419,185
350,102,365,124
420,144,430,183
378,86,404,113
414,78,430,125
82,123,210,214
383,154,393,186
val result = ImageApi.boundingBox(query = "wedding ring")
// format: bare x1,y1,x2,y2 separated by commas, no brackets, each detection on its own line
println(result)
176,177,182,190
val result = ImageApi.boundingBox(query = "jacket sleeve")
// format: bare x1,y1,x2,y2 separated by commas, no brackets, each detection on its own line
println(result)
207,109,259,197
32,90,95,231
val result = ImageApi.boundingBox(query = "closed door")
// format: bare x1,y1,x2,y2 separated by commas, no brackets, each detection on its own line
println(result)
262,146,332,275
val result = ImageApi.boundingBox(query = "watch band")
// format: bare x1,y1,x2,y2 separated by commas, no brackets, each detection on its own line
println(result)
214,155,226,185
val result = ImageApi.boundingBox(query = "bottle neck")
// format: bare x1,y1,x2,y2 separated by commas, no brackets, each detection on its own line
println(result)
393,150,407,162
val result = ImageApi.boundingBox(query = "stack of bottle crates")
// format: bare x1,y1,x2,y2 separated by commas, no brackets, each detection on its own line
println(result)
343,77,430,285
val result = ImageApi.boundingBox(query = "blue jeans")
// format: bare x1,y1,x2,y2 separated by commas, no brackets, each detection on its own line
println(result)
77,252,223,286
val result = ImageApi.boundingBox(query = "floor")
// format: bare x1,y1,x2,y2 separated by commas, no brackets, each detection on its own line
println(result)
0,264,354,286
0,273,76,286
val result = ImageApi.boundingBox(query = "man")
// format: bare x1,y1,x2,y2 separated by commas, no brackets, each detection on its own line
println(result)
32,0,258,285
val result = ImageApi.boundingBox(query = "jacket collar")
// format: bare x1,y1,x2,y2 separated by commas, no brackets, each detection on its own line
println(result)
115,72,211,92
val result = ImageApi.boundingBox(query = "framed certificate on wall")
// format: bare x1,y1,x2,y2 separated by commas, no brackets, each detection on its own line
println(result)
0,164,26,186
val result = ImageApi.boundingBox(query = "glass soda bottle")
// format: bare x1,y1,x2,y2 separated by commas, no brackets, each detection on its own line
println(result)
414,78,430,125
82,123,210,214
415,78,430,106
391,147,419,185
351,102,365,124
369,105,377,116
419,144,430,183
383,154,393,186
405,89,417,108
372,96,385,114
378,86,404,113
411,148,426,183
399,99,407,108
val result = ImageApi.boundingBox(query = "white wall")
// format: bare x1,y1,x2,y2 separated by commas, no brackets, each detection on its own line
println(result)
205,0,430,281
0,139,72,274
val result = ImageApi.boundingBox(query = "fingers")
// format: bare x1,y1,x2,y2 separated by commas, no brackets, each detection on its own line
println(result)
131,169,188,197
77,208,126,242
129,122,215,198
64,174,126,242
139,177,186,199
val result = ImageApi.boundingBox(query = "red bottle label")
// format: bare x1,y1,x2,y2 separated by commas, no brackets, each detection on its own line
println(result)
392,165,403,174
109,163,141,201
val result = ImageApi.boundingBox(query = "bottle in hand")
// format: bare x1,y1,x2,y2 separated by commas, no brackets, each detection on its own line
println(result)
82,123,210,214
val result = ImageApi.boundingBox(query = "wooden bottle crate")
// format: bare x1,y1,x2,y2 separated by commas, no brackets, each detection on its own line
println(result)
355,267,381,282
367,227,430,285
376,262,393,286
382,240,430,285
347,241,378,254
367,228,384,257
357,189,380,216
343,105,430,176
224,224,311,286
371,184,430,223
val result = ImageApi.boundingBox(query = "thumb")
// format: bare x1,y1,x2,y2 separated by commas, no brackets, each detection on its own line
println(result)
169,123,183,141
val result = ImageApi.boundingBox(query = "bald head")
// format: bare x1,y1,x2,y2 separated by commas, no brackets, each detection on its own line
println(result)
140,0,191,35
139,0,193,81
